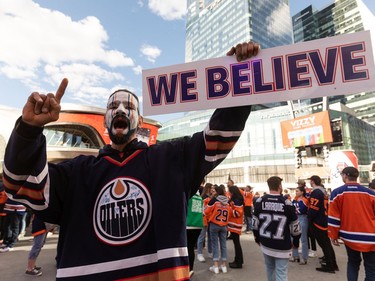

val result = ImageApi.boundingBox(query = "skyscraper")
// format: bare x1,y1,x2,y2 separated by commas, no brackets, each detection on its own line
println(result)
185,0,293,110
185,0,293,62
292,0,375,125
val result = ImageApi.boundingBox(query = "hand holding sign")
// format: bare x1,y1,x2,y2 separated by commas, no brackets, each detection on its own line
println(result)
227,42,260,62
22,78,69,127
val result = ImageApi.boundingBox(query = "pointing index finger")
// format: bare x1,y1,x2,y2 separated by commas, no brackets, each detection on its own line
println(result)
55,78,68,103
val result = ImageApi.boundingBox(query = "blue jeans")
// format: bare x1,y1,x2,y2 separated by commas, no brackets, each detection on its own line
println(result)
28,232,47,260
209,223,227,262
197,226,212,255
292,214,308,260
245,216,252,231
244,206,252,231
345,245,375,281
263,253,288,281
3,212,23,248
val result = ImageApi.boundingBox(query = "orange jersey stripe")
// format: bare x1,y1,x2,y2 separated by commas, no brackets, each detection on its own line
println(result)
115,265,189,281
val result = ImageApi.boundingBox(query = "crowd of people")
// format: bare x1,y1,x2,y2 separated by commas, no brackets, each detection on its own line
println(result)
191,177,304,279
187,170,375,281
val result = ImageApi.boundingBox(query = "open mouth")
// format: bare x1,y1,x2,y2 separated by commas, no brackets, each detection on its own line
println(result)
113,116,129,132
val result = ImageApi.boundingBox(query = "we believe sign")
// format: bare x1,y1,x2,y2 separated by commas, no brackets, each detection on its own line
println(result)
142,31,375,116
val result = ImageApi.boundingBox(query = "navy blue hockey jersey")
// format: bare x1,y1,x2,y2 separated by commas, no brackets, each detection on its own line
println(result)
3,106,251,281
252,194,301,258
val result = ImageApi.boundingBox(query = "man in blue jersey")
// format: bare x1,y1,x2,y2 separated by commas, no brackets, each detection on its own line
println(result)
253,176,301,281
308,175,338,273
2,42,260,280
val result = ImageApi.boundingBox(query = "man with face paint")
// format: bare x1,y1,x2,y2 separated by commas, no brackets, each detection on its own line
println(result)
2,42,260,281
104,89,143,147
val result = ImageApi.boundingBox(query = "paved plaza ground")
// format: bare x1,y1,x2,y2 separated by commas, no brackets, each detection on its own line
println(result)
0,231,365,280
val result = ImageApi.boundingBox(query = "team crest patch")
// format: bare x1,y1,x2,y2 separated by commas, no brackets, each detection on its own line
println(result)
93,177,152,245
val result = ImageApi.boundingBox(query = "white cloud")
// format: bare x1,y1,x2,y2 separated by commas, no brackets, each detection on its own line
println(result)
140,44,161,63
148,0,187,20
133,65,143,75
0,0,135,105
43,63,124,104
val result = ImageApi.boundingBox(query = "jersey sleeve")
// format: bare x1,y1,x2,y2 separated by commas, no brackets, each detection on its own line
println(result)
296,197,309,215
252,198,261,244
328,190,341,239
288,204,301,247
2,118,72,223
178,106,251,196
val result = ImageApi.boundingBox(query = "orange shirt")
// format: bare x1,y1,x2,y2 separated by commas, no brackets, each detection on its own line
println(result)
243,191,253,207
228,199,244,235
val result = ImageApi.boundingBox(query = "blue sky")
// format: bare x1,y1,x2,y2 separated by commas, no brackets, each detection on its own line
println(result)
1,0,374,123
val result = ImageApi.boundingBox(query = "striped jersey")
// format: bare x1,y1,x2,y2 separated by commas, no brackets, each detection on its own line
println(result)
204,195,230,227
228,197,244,235
3,106,251,281
292,195,309,215
253,194,301,258
202,196,212,227
308,186,328,230
328,183,375,252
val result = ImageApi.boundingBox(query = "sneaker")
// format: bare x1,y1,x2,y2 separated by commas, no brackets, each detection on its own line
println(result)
197,254,205,262
289,257,300,263
189,270,194,278
25,268,43,276
209,266,219,274
0,247,13,253
299,259,307,265
208,252,213,258
34,266,42,271
309,251,317,258
220,265,227,273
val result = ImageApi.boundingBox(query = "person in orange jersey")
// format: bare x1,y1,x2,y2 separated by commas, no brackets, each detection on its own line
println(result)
228,185,244,269
328,167,375,281
205,185,230,274
243,185,253,234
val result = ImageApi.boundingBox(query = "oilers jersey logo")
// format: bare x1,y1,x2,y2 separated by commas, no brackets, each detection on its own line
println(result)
93,177,152,245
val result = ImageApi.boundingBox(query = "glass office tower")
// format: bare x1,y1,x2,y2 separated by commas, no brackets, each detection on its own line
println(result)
185,0,292,62
292,0,375,126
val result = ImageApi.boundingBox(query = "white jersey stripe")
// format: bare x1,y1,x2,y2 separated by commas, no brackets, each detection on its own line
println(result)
3,162,49,184
204,125,242,137
56,247,188,278
204,154,228,162
5,193,48,211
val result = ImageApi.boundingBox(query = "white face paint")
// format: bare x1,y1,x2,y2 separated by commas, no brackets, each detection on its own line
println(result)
105,90,140,145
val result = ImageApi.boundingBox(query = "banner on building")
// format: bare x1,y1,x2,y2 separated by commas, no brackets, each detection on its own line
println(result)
142,30,375,116
280,111,333,148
